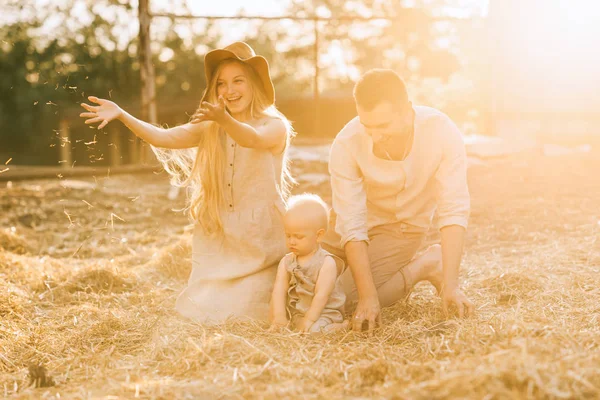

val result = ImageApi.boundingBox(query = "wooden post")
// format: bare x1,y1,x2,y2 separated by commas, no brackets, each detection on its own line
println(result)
139,0,158,164
109,127,122,166
129,137,138,164
313,18,320,136
59,118,72,168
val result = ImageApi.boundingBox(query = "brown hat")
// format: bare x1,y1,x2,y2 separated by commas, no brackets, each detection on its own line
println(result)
203,42,275,106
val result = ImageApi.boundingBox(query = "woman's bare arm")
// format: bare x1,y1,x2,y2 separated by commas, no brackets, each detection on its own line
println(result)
118,110,206,149
80,96,206,149
191,96,286,153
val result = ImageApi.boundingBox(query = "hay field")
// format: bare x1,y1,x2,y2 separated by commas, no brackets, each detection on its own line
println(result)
1,149,599,399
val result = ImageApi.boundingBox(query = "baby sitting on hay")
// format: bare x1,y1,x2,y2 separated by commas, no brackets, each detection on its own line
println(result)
269,194,349,334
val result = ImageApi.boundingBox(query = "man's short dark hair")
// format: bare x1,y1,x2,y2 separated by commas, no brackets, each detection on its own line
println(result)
353,69,409,111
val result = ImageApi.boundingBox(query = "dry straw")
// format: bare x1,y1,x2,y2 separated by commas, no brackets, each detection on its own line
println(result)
1,152,599,399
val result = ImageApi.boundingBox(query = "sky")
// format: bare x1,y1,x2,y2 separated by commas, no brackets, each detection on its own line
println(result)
150,0,488,17
1,0,490,84
152,0,288,17
4,0,490,42
149,0,290,45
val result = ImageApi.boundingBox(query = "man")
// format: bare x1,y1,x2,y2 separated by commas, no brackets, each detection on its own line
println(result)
324,69,474,332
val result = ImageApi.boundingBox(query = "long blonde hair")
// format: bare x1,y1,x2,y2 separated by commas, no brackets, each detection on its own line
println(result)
153,59,295,235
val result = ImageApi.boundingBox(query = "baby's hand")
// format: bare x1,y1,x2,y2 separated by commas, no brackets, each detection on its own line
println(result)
269,323,288,333
269,314,289,331
297,317,316,333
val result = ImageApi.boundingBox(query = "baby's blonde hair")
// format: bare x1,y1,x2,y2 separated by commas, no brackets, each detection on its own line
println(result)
286,193,330,231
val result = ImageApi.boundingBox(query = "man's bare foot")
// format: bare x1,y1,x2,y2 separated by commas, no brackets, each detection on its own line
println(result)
420,244,443,294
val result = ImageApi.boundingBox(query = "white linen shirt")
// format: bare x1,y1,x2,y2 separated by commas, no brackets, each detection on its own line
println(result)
329,105,470,247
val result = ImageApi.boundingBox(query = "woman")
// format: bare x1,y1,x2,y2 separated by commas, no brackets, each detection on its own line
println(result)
80,42,295,323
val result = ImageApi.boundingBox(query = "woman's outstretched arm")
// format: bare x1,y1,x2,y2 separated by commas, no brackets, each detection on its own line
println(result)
191,96,286,153
80,96,206,149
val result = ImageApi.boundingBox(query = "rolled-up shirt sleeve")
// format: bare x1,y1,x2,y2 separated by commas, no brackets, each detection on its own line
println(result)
434,118,471,230
329,138,369,247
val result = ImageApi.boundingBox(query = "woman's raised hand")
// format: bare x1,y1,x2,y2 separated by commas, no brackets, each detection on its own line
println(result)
79,96,123,129
191,96,228,124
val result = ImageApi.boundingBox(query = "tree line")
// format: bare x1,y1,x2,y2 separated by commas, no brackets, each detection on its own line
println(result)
0,0,487,165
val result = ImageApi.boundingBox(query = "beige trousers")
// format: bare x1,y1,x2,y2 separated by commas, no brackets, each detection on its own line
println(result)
321,213,426,312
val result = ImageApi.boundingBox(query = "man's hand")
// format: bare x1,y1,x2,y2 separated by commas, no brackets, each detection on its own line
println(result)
438,226,472,318
441,285,474,318
344,241,381,334
352,295,382,333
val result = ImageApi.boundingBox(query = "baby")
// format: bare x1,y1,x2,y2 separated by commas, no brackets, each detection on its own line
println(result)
269,193,349,333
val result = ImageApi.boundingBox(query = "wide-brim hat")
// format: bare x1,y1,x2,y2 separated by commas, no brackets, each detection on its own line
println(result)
203,42,275,106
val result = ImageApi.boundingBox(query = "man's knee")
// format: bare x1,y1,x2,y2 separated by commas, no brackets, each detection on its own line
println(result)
425,244,442,265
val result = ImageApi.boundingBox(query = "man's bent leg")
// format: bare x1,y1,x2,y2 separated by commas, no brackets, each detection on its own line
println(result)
377,243,442,307
320,211,441,311
331,221,427,312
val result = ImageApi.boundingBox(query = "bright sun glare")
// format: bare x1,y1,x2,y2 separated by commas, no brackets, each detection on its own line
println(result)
491,0,600,109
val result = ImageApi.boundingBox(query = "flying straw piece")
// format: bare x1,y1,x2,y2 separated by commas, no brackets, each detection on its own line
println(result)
64,210,74,227
5,158,12,165
85,135,97,145
112,213,125,222
71,237,89,258
110,213,125,230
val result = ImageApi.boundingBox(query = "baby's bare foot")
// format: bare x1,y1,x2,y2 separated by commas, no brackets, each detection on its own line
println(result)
317,320,350,334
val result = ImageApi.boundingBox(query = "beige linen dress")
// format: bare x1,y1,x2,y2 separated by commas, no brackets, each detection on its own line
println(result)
285,247,346,332
176,133,288,324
